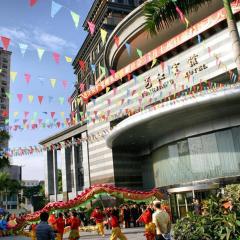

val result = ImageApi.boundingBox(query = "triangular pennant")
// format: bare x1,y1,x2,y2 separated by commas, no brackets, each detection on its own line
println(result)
62,80,68,89
58,97,64,104
10,72,17,82
125,43,131,56
48,96,54,103
65,56,72,63
1,37,10,50
53,52,60,64
5,92,12,100
13,112,19,118
151,59,157,68
0,69,2,73
50,112,55,118
24,73,31,84
60,112,65,118
29,0,37,7
50,78,57,88
136,48,143,58
37,48,45,61
87,21,95,36
28,95,34,103
100,66,106,76
33,112,38,119
17,94,23,103
113,35,120,48
38,96,43,104
24,112,29,118
110,69,116,75
51,1,62,18
100,28,107,45
38,118,43,125
90,64,96,73
79,60,85,71
19,43,28,56
70,11,80,28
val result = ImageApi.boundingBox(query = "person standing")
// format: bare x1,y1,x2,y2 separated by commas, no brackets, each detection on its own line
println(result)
91,207,105,237
193,199,202,215
56,213,65,240
152,202,171,240
68,211,81,240
36,212,55,240
109,209,127,240
137,206,155,240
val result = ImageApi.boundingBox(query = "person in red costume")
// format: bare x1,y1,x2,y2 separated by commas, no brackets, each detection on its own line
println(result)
56,213,65,240
68,212,81,240
137,206,155,240
91,207,105,237
109,209,127,240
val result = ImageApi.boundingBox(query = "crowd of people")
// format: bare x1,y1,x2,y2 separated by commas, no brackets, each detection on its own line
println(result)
0,201,173,240
27,201,172,240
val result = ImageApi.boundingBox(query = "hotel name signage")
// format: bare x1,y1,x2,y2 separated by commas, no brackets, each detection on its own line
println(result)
142,54,208,97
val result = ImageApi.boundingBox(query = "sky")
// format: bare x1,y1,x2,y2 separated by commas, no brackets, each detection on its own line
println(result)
0,0,94,180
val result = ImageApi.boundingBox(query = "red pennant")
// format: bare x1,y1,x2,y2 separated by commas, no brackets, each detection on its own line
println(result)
53,52,60,64
110,69,116,75
127,73,131,81
113,35,120,47
38,119,43,125
1,37,10,50
50,112,55,118
79,60,85,70
62,80,68,89
17,94,23,103
24,111,29,118
80,83,85,92
57,122,61,128
2,110,8,117
24,73,31,84
29,0,37,6
38,96,43,104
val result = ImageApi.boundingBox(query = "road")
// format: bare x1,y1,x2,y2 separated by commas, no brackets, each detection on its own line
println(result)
3,227,146,240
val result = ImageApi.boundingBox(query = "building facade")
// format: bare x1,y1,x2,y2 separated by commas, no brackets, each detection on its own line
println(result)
42,0,240,220
0,47,11,133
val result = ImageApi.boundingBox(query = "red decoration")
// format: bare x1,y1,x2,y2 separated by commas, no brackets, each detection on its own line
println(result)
53,52,60,64
50,112,55,118
1,37,10,50
38,96,43,104
29,0,37,7
79,60,85,71
113,35,120,47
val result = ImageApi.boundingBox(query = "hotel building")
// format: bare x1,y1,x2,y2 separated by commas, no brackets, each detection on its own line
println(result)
41,0,240,219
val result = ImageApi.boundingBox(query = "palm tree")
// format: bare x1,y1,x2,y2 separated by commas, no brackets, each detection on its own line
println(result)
144,0,240,74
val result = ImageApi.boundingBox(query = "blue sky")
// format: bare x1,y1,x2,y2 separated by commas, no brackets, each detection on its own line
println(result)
0,0,94,180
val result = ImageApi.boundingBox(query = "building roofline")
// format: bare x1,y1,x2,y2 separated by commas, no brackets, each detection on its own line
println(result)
39,123,87,145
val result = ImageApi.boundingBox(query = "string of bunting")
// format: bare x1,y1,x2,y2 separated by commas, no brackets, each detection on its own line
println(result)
3,82,240,157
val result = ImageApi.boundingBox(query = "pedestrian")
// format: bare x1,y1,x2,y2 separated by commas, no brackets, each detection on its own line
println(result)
123,205,131,228
109,209,127,240
56,212,65,240
90,207,105,236
152,202,171,240
68,211,81,240
131,204,140,227
193,199,201,215
36,212,55,240
137,206,155,240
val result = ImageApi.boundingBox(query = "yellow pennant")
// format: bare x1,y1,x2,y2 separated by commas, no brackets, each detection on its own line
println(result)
28,95,34,103
60,112,65,118
100,28,107,45
151,59,157,68
13,112,19,118
50,78,57,88
65,56,72,63
10,71,17,82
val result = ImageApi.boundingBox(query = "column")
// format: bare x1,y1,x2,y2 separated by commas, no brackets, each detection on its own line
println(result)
82,131,90,188
61,147,72,201
53,149,58,201
44,150,54,198
71,137,78,197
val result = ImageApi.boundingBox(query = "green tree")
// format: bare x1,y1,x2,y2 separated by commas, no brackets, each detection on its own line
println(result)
0,130,10,169
144,0,240,74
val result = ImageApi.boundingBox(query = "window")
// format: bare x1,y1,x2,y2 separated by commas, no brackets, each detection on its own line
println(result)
128,0,134,5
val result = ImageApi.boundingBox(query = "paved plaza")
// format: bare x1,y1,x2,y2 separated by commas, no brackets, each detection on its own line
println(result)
3,227,146,240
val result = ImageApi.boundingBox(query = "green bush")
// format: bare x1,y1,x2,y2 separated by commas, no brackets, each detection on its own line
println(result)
174,185,240,240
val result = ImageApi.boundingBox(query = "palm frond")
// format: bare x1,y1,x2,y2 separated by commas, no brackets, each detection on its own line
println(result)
144,0,213,35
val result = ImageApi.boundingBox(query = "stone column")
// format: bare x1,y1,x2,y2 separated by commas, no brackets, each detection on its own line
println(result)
44,150,54,199
82,131,90,188
53,149,58,201
61,147,72,201
71,137,78,197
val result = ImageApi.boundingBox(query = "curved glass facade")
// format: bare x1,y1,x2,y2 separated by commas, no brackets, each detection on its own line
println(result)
153,126,240,187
